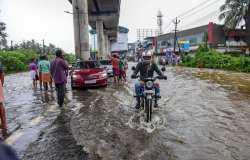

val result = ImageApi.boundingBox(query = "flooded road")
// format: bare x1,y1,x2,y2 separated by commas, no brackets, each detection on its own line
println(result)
4,64,250,160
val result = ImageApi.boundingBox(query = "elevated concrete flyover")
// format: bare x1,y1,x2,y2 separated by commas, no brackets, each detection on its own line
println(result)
68,0,121,60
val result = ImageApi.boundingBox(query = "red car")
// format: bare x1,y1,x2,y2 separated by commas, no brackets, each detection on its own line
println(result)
71,60,108,89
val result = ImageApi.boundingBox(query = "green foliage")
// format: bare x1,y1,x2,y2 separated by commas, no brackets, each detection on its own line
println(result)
219,0,248,29
0,22,8,48
180,46,250,73
0,49,39,73
63,53,76,64
0,48,76,73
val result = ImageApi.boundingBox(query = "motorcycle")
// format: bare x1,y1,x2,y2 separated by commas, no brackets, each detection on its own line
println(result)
132,75,165,122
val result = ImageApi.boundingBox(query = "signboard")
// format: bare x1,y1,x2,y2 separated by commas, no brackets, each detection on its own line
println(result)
178,40,190,52
111,32,128,52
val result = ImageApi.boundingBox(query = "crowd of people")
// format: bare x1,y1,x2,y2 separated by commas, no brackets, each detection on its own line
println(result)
0,51,130,158
0,49,69,139
111,54,128,83
28,55,53,91
165,50,181,65
0,49,69,159
1,51,130,138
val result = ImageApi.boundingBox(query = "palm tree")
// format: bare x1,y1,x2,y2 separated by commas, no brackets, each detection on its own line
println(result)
219,0,249,29
0,22,7,49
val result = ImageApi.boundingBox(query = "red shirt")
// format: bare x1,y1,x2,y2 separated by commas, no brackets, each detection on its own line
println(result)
111,57,119,69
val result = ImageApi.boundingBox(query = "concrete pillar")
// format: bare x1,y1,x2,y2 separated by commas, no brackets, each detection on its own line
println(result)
96,20,105,59
107,39,111,57
72,0,90,61
104,35,109,58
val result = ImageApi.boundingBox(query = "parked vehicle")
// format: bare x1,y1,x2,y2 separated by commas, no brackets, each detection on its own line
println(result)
71,60,108,89
99,60,113,77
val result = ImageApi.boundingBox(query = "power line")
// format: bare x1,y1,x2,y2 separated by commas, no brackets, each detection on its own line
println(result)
177,0,218,18
178,0,223,21
161,0,223,34
157,0,224,36
162,21,173,33
179,10,220,30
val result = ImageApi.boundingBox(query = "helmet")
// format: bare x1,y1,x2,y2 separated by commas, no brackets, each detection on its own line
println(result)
142,50,153,62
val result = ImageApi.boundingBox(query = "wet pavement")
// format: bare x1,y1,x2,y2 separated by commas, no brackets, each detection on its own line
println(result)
3,63,250,160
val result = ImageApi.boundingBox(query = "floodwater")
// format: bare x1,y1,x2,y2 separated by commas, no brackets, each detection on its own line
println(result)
4,64,250,160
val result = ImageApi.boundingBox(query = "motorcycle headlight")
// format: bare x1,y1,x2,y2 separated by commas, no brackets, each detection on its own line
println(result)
146,81,154,88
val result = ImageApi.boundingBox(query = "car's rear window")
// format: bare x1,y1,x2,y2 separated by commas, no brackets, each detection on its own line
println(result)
77,61,100,69
99,60,111,65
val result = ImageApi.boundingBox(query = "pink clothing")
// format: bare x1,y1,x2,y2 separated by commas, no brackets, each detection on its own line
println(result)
29,62,38,71
0,80,4,103
113,68,119,76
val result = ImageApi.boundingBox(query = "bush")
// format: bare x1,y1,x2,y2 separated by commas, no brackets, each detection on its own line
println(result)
0,49,39,73
0,49,77,73
180,45,250,73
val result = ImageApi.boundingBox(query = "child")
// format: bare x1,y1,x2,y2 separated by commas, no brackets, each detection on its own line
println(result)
29,59,38,88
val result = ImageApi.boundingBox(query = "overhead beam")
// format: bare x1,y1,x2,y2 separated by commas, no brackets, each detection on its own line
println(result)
90,11,118,16
93,0,100,12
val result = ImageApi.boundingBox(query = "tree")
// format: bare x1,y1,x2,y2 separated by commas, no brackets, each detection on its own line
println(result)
0,22,7,49
219,0,250,50
219,0,249,29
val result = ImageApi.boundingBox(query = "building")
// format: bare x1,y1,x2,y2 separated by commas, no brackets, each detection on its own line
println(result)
156,22,247,54
111,26,129,55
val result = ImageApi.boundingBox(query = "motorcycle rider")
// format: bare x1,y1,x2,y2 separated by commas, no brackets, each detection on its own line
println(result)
131,44,167,109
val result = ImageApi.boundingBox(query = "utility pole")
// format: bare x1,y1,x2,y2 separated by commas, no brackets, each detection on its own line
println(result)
42,39,45,54
173,17,180,53
10,40,13,51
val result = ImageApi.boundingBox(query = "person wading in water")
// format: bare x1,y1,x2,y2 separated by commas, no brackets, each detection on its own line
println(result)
51,49,69,107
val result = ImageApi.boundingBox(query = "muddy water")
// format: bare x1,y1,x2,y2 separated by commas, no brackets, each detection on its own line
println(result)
4,65,250,160
70,65,250,160
3,73,61,156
